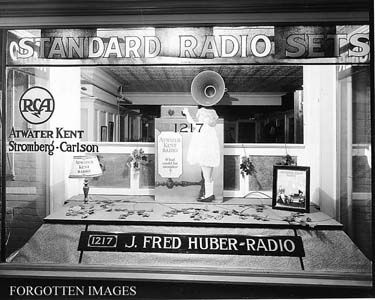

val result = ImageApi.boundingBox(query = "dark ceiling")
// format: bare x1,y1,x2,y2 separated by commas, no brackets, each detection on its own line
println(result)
0,0,370,17
102,65,303,93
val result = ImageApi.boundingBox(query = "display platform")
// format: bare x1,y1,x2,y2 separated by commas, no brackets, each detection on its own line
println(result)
8,223,372,287
5,195,371,287
45,195,343,229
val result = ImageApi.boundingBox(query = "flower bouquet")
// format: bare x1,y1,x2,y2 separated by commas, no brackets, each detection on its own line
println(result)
240,156,256,176
126,148,148,171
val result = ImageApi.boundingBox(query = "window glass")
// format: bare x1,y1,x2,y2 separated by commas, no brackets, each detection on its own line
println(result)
1,25,371,271
337,65,371,258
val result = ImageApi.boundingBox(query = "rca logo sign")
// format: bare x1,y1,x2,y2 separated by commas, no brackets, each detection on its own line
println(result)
19,87,55,125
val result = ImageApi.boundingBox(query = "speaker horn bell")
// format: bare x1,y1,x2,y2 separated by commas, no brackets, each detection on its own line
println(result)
191,70,225,106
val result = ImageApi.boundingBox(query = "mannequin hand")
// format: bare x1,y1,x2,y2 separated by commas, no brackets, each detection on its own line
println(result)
182,108,195,125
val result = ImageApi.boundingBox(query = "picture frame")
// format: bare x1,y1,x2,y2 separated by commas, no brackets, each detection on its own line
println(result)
100,125,107,142
272,165,310,213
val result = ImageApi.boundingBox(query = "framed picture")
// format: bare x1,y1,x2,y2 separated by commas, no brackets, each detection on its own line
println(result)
272,165,310,213
100,125,107,142
108,121,114,142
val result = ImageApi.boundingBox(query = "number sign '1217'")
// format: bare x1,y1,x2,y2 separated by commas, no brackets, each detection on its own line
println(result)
88,234,118,248
175,123,203,133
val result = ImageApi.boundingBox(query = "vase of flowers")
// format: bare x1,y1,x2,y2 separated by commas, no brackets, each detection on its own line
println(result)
240,156,256,176
127,148,149,188
278,154,296,166
127,148,148,171
240,156,262,194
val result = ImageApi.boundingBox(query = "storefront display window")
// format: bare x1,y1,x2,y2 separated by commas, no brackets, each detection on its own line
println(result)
0,24,372,289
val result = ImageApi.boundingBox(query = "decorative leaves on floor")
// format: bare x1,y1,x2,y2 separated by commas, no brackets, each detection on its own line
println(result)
119,209,153,219
65,205,95,219
65,201,317,226
161,205,270,222
282,212,314,228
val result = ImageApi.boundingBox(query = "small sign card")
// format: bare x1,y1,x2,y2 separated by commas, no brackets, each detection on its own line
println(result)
157,131,183,178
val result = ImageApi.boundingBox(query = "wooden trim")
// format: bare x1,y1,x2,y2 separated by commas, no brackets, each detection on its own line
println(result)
42,217,344,230
224,143,305,149
0,263,371,287
89,188,154,196
1,29,7,263
6,187,36,194
0,1,369,19
92,142,305,154
0,12,369,29
352,192,371,201
0,0,370,15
